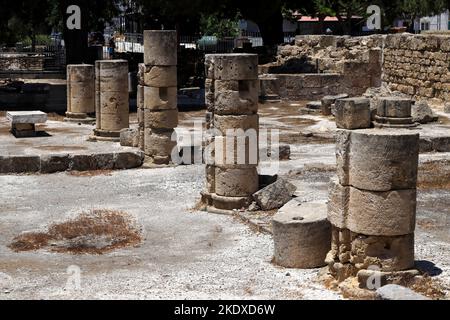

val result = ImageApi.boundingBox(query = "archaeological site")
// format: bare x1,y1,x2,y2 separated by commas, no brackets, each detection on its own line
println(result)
1,0,450,306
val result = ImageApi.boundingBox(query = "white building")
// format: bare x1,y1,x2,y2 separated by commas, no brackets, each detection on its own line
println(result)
415,10,449,32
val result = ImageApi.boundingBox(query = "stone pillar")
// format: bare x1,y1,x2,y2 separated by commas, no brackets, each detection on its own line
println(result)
326,128,420,287
203,54,260,211
142,30,178,165
374,97,418,128
65,64,95,123
92,60,129,141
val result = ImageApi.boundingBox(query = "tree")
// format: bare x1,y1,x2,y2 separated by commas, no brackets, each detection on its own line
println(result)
0,0,51,49
47,0,118,64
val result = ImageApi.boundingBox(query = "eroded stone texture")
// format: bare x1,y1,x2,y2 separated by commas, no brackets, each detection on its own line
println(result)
215,166,259,197
141,30,179,164
66,64,95,121
203,54,259,211
328,177,416,236
336,129,420,191
374,97,417,128
335,97,371,130
93,60,129,140
273,201,331,269
326,227,415,275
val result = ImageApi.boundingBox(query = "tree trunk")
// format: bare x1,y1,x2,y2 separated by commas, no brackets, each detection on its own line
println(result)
61,0,89,64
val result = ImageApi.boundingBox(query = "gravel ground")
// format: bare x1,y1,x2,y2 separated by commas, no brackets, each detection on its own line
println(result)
0,166,341,300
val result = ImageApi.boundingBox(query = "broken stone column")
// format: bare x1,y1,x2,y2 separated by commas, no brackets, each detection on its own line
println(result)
65,64,95,123
203,54,260,211
326,129,420,286
273,201,331,269
374,97,417,128
142,30,178,165
92,60,129,141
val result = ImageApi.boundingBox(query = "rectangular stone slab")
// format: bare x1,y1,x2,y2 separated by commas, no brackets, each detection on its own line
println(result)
6,111,47,124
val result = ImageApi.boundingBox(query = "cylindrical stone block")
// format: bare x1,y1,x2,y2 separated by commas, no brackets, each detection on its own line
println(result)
328,226,415,273
273,202,331,269
142,65,177,87
66,64,95,116
336,129,419,192
215,166,258,197
94,60,130,136
214,80,259,115
143,30,177,66
377,97,412,118
328,177,416,236
144,128,177,158
144,86,177,111
214,115,259,136
144,109,179,130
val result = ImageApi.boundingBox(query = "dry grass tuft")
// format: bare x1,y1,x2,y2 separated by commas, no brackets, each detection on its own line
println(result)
9,209,142,255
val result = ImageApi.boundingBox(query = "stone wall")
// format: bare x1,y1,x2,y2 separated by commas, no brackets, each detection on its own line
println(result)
261,35,383,101
383,33,450,103
0,53,45,71
266,33,450,104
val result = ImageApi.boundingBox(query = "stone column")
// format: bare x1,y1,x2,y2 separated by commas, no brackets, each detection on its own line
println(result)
326,128,420,288
374,97,417,128
65,64,95,123
203,54,260,211
92,60,129,142
142,30,178,165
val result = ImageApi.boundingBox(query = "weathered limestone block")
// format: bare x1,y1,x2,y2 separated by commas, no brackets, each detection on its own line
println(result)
328,177,416,236
214,80,259,115
66,64,95,117
144,86,177,110
335,97,371,129
327,227,415,273
377,97,412,118
144,128,177,158
144,109,178,129
143,30,177,66
142,65,177,87
212,54,258,80
214,114,259,136
215,166,259,197
336,129,419,192
273,201,331,269
94,60,130,138
213,135,258,167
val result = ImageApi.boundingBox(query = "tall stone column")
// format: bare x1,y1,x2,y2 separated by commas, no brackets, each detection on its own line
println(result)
65,64,95,123
326,128,420,288
142,30,178,165
92,60,130,142
203,54,260,211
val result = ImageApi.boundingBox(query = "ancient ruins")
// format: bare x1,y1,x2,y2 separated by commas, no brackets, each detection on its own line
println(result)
1,31,449,301
92,60,130,142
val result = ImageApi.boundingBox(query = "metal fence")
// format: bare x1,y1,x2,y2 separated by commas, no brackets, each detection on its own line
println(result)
111,32,297,56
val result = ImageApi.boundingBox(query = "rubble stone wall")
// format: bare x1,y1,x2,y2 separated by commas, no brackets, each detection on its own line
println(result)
0,54,45,71
383,33,450,103
268,33,450,104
